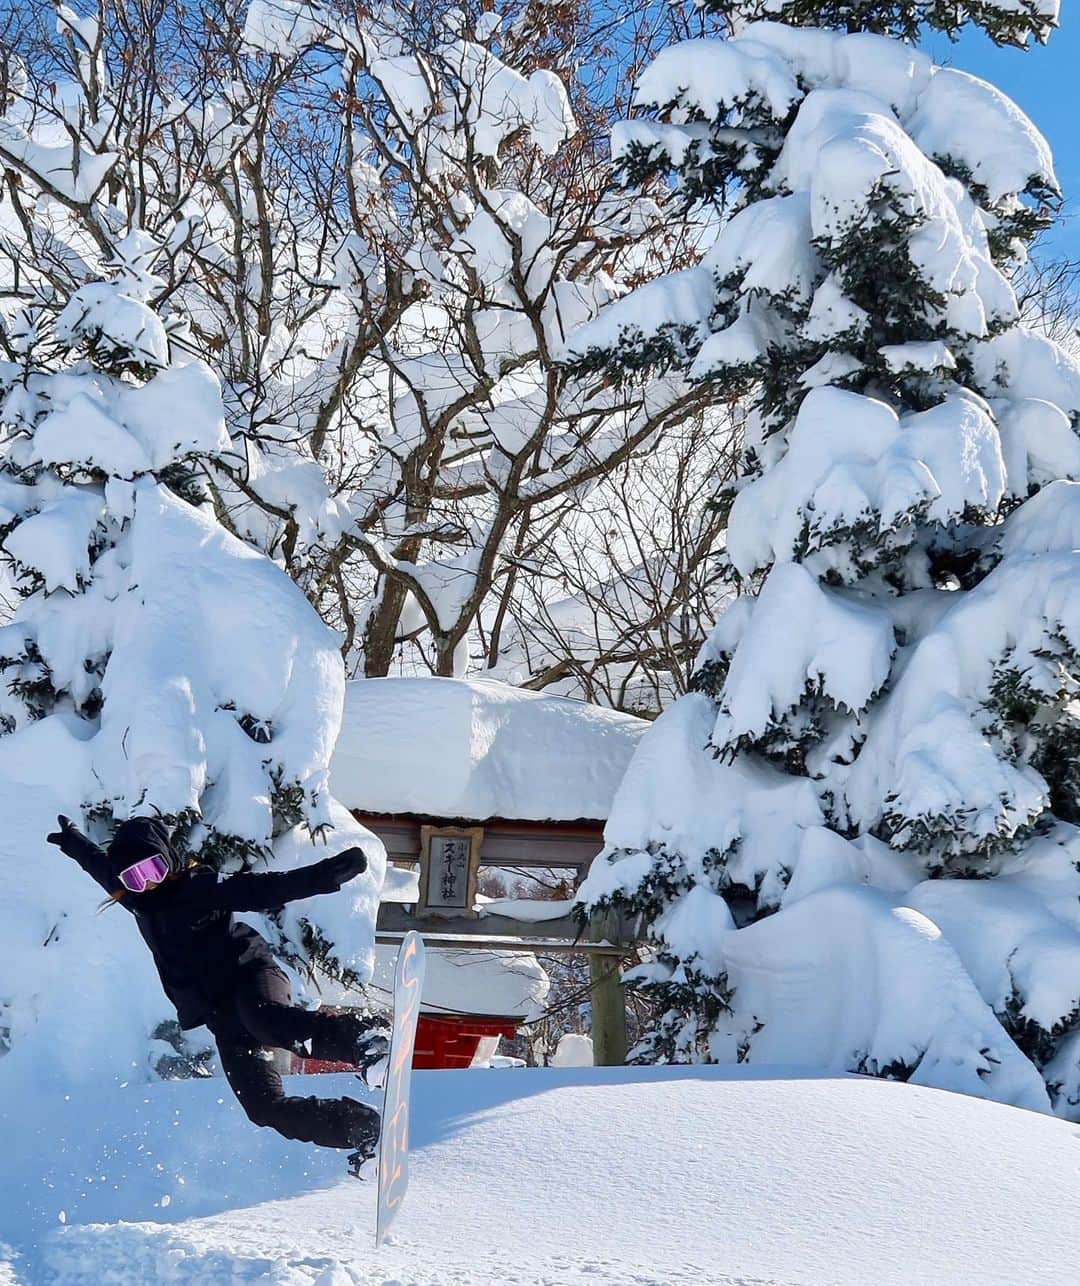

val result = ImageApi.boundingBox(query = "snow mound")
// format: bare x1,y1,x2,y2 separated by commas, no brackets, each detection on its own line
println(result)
597,692,831,911
32,480,346,843
0,735,166,1090
330,677,648,821
708,885,1049,1111
3,1067,1078,1284
586,687,1080,1114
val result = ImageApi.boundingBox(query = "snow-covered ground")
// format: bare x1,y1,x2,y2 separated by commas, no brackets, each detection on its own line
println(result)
2,1066,1077,1284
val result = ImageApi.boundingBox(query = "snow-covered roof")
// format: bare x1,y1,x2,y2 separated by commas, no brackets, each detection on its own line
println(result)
330,677,648,822
372,944,548,1020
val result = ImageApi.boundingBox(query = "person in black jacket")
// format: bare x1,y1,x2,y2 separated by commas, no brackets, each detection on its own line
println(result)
48,813,389,1175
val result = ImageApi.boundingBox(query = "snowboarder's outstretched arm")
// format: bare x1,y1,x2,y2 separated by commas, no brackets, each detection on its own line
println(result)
172,848,369,914
46,815,124,898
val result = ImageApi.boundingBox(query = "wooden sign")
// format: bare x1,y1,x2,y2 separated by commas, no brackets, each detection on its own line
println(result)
417,825,482,918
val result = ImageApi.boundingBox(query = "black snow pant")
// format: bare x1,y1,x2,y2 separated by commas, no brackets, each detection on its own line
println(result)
205,964,373,1149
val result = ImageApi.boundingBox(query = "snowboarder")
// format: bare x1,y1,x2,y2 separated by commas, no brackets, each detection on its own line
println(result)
48,813,388,1174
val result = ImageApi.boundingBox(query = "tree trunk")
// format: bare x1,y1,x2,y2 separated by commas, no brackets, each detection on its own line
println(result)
363,577,409,676
434,632,458,677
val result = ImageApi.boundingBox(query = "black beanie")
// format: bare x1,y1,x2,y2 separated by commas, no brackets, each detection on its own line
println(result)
107,817,177,876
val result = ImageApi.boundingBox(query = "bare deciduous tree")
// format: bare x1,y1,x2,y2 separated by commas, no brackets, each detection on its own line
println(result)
0,0,737,694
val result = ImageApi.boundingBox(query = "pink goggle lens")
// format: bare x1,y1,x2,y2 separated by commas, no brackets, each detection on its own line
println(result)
119,854,170,893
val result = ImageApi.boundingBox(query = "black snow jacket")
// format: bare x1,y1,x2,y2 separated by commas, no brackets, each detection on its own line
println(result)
55,817,367,1029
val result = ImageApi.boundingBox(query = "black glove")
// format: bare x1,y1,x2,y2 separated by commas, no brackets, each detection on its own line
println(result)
314,846,368,892
47,814,76,851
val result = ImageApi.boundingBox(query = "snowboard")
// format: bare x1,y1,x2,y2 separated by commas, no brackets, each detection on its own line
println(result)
376,930,426,1247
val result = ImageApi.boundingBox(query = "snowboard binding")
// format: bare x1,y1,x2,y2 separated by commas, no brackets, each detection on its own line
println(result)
346,1147,378,1181
353,1019,392,1089
346,1100,381,1181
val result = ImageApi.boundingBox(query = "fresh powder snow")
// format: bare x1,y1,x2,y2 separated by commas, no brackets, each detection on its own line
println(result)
1,1067,1078,1284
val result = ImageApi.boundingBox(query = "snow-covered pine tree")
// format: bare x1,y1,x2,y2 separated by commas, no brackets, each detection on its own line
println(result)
571,3,1080,1118
0,256,383,1081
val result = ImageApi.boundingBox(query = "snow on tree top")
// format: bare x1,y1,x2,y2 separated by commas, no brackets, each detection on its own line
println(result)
55,284,170,371
632,34,801,124
32,394,153,478
973,328,1080,412
724,387,1008,579
595,691,827,912
623,23,1055,204
1,489,103,594
906,66,1057,203
242,0,327,57
707,561,896,749
113,360,231,470
712,2,1059,47
88,481,345,840
0,119,118,205
444,41,576,158
330,677,648,822
241,2,576,160
580,23,1055,379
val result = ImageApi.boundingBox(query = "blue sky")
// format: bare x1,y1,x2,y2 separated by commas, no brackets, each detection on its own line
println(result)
924,12,1078,258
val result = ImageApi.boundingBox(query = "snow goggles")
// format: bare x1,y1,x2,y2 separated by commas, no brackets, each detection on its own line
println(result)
118,853,170,893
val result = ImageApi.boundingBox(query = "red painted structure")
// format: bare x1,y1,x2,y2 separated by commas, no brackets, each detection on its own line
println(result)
413,1014,519,1069
296,1012,520,1073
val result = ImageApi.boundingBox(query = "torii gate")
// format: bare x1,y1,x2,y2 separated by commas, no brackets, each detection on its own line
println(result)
359,811,641,1065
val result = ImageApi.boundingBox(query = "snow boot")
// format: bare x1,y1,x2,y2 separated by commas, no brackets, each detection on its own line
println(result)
311,1007,392,1087
345,1098,381,1180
